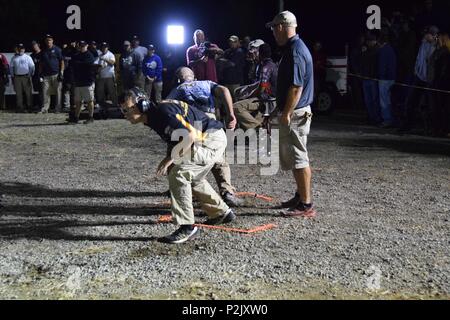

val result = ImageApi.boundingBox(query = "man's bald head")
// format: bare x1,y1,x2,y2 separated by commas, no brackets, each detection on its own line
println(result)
175,67,195,83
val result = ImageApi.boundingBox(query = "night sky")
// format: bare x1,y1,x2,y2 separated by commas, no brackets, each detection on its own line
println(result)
1,0,449,55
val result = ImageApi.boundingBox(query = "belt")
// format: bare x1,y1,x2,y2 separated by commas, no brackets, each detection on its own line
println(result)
14,74,29,77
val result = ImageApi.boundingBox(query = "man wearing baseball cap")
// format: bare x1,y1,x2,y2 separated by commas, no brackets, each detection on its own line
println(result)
10,43,35,113
70,41,96,124
222,35,246,101
38,34,64,113
267,11,317,218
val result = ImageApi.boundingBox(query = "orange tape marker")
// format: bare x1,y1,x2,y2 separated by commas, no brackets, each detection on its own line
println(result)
235,192,274,202
156,215,276,234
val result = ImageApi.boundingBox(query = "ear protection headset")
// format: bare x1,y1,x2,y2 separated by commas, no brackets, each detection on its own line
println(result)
130,87,152,113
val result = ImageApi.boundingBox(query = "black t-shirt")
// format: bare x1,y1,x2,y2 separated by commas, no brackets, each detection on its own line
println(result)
72,50,96,87
145,101,223,146
30,52,42,79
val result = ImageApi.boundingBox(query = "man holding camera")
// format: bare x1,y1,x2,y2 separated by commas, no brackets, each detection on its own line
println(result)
186,29,223,82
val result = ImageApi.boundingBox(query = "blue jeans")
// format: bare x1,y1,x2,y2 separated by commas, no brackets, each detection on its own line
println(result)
362,80,380,124
378,80,395,125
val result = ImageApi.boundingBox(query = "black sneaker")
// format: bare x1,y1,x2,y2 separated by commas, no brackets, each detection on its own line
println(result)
84,118,94,125
281,192,300,208
223,192,245,208
204,209,236,226
160,226,200,244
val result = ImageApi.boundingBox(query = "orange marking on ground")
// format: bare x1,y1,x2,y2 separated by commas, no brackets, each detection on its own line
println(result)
194,223,277,234
156,215,276,234
235,192,274,202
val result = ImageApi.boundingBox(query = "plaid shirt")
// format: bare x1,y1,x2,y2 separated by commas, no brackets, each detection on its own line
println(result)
256,58,278,96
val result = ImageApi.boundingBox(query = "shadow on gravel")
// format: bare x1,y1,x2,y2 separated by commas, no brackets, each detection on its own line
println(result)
0,182,168,198
0,204,169,217
0,123,68,129
0,219,158,241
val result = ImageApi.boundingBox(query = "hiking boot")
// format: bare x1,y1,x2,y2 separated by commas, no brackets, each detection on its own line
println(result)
281,192,301,209
160,225,200,244
204,209,236,226
84,118,94,125
281,203,317,218
223,192,245,207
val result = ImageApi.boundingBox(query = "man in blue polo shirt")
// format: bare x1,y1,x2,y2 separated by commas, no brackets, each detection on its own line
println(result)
119,90,236,244
38,34,64,113
267,11,316,218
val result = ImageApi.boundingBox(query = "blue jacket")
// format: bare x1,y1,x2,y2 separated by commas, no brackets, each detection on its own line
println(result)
377,44,397,81
142,54,163,82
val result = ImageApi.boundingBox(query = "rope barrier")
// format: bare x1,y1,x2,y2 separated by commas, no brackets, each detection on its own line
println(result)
347,72,450,94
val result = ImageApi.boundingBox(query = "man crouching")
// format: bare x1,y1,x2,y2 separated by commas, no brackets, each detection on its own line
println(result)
119,89,236,244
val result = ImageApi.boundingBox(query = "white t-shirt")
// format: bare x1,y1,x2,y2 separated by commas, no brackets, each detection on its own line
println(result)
99,50,115,79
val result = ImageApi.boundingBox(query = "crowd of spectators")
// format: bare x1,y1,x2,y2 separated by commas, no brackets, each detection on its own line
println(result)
349,0,450,137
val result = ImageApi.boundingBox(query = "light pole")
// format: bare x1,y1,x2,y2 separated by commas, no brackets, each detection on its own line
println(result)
278,0,284,12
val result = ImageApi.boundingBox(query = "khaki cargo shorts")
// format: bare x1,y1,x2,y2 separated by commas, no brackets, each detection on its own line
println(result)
74,85,95,103
279,106,313,171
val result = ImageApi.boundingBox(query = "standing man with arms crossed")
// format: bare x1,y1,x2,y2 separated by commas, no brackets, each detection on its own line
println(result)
267,11,317,218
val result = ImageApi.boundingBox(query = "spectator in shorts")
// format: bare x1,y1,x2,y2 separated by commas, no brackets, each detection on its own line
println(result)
10,44,35,113
38,34,64,114
96,42,117,112
267,11,317,218
142,44,163,103
70,41,96,124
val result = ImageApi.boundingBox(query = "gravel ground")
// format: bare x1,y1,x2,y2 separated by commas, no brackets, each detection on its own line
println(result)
0,111,449,300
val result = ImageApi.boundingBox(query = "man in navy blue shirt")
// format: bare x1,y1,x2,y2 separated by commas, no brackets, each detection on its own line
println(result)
267,11,316,218
119,90,236,244
38,34,64,113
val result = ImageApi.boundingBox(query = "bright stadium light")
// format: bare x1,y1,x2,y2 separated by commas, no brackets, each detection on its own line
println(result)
167,25,185,45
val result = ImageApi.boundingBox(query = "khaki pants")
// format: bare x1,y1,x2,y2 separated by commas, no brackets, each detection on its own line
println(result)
42,75,62,112
168,130,230,225
233,98,263,131
206,112,235,196
13,76,33,111
144,79,163,103
96,77,118,106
